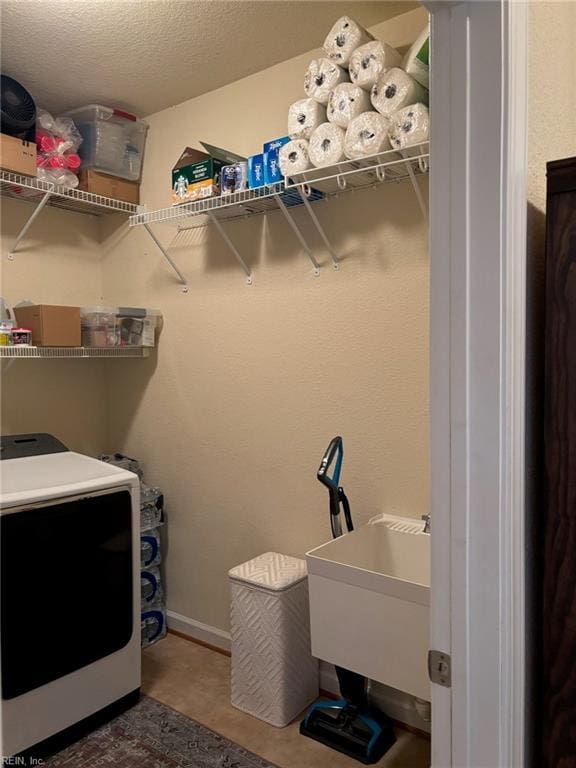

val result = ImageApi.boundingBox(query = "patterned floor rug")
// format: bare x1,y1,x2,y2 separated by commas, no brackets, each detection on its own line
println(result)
45,695,279,768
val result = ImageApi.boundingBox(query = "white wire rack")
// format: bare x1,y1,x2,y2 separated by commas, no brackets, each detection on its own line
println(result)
284,142,430,197
0,346,150,359
130,183,326,287
128,142,429,289
130,183,286,227
1,171,137,259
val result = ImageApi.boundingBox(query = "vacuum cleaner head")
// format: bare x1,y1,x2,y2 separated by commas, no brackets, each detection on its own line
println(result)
300,699,396,765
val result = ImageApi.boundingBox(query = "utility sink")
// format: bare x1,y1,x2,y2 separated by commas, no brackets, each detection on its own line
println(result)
306,513,430,700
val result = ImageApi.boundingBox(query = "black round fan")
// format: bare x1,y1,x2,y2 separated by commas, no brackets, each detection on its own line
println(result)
1,74,36,140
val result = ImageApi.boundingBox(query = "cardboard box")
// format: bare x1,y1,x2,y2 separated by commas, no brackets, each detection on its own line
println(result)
14,305,81,347
0,134,37,176
263,136,290,186
172,142,245,205
78,169,140,204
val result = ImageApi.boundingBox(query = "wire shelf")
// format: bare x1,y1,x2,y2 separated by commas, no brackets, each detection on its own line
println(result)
129,183,324,229
0,346,150,359
0,171,138,216
284,142,430,196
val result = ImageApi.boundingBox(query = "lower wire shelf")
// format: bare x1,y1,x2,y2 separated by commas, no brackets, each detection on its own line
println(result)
0,346,151,359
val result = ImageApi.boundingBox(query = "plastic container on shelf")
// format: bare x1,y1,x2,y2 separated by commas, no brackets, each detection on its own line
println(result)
63,105,148,181
80,307,161,348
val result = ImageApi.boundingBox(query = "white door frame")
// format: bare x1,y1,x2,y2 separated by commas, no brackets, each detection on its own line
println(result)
425,2,528,766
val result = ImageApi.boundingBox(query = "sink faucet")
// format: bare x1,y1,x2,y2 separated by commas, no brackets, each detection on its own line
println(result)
422,514,431,534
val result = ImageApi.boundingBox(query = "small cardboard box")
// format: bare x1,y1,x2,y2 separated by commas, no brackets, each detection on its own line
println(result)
0,134,37,176
14,305,81,347
78,169,140,204
172,142,245,205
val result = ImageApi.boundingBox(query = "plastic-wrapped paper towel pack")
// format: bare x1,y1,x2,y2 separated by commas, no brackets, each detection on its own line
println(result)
309,123,346,168
371,67,429,118
389,103,430,154
304,58,349,105
323,16,373,67
345,112,392,160
288,99,326,141
349,40,402,92
279,139,312,176
327,83,371,129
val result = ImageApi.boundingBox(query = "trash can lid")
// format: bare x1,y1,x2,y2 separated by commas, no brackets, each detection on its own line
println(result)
228,552,307,591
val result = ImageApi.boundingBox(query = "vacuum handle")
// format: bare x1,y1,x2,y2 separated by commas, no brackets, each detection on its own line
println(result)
317,435,344,490
339,487,354,533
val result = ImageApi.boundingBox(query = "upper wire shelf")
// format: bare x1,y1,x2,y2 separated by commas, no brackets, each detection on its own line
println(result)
127,142,429,289
129,183,320,229
284,142,430,195
0,171,138,216
129,143,429,230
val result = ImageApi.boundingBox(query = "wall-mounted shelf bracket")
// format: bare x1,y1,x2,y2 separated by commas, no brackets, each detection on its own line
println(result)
143,223,189,293
207,214,253,285
8,188,53,260
296,185,340,270
401,151,429,224
272,193,321,276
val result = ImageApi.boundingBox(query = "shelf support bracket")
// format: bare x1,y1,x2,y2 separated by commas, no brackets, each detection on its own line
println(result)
8,189,53,260
273,193,320,276
208,214,253,285
402,152,429,223
143,223,189,292
296,185,340,270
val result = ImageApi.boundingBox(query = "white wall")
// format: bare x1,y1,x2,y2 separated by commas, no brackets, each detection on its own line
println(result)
0,198,110,455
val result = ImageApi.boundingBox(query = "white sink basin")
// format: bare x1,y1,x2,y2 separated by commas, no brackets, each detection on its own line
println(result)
306,514,430,700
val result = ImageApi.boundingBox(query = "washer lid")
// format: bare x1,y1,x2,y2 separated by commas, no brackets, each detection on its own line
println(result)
0,452,137,508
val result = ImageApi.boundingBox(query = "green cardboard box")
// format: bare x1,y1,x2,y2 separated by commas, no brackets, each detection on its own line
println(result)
172,142,245,205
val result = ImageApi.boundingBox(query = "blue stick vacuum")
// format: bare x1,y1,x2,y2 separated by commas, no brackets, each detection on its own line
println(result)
299,436,396,764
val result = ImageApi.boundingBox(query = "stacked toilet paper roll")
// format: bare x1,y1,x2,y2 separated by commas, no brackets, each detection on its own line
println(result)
279,139,312,176
327,83,371,129
371,67,429,118
309,123,346,168
349,40,402,92
288,99,327,140
304,58,349,105
344,112,392,160
323,16,373,67
389,103,430,153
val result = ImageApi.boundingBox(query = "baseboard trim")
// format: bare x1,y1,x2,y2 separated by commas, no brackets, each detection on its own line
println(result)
166,610,231,653
166,610,430,734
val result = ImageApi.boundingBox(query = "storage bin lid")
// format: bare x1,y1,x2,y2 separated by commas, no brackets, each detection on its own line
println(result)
228,552,307,591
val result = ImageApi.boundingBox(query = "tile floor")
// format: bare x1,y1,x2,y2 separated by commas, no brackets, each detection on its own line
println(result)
142,633,430,768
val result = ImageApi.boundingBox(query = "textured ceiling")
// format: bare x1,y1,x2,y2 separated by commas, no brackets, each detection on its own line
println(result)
0,1,416,118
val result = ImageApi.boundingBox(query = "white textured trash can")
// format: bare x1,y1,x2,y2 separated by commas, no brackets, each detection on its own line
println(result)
229,552,318,727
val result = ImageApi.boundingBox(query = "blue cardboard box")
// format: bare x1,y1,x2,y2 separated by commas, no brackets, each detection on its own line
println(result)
263,136,290,186
248,154,265,189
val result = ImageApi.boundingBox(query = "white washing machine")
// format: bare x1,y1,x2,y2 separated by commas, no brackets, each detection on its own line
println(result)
0,434,141,758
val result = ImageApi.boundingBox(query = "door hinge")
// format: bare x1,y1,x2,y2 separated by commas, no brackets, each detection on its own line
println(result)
428,650,451,687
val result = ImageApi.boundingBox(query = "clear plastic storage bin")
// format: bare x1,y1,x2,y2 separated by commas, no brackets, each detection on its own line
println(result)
64,105,148,181
81,307,161,348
